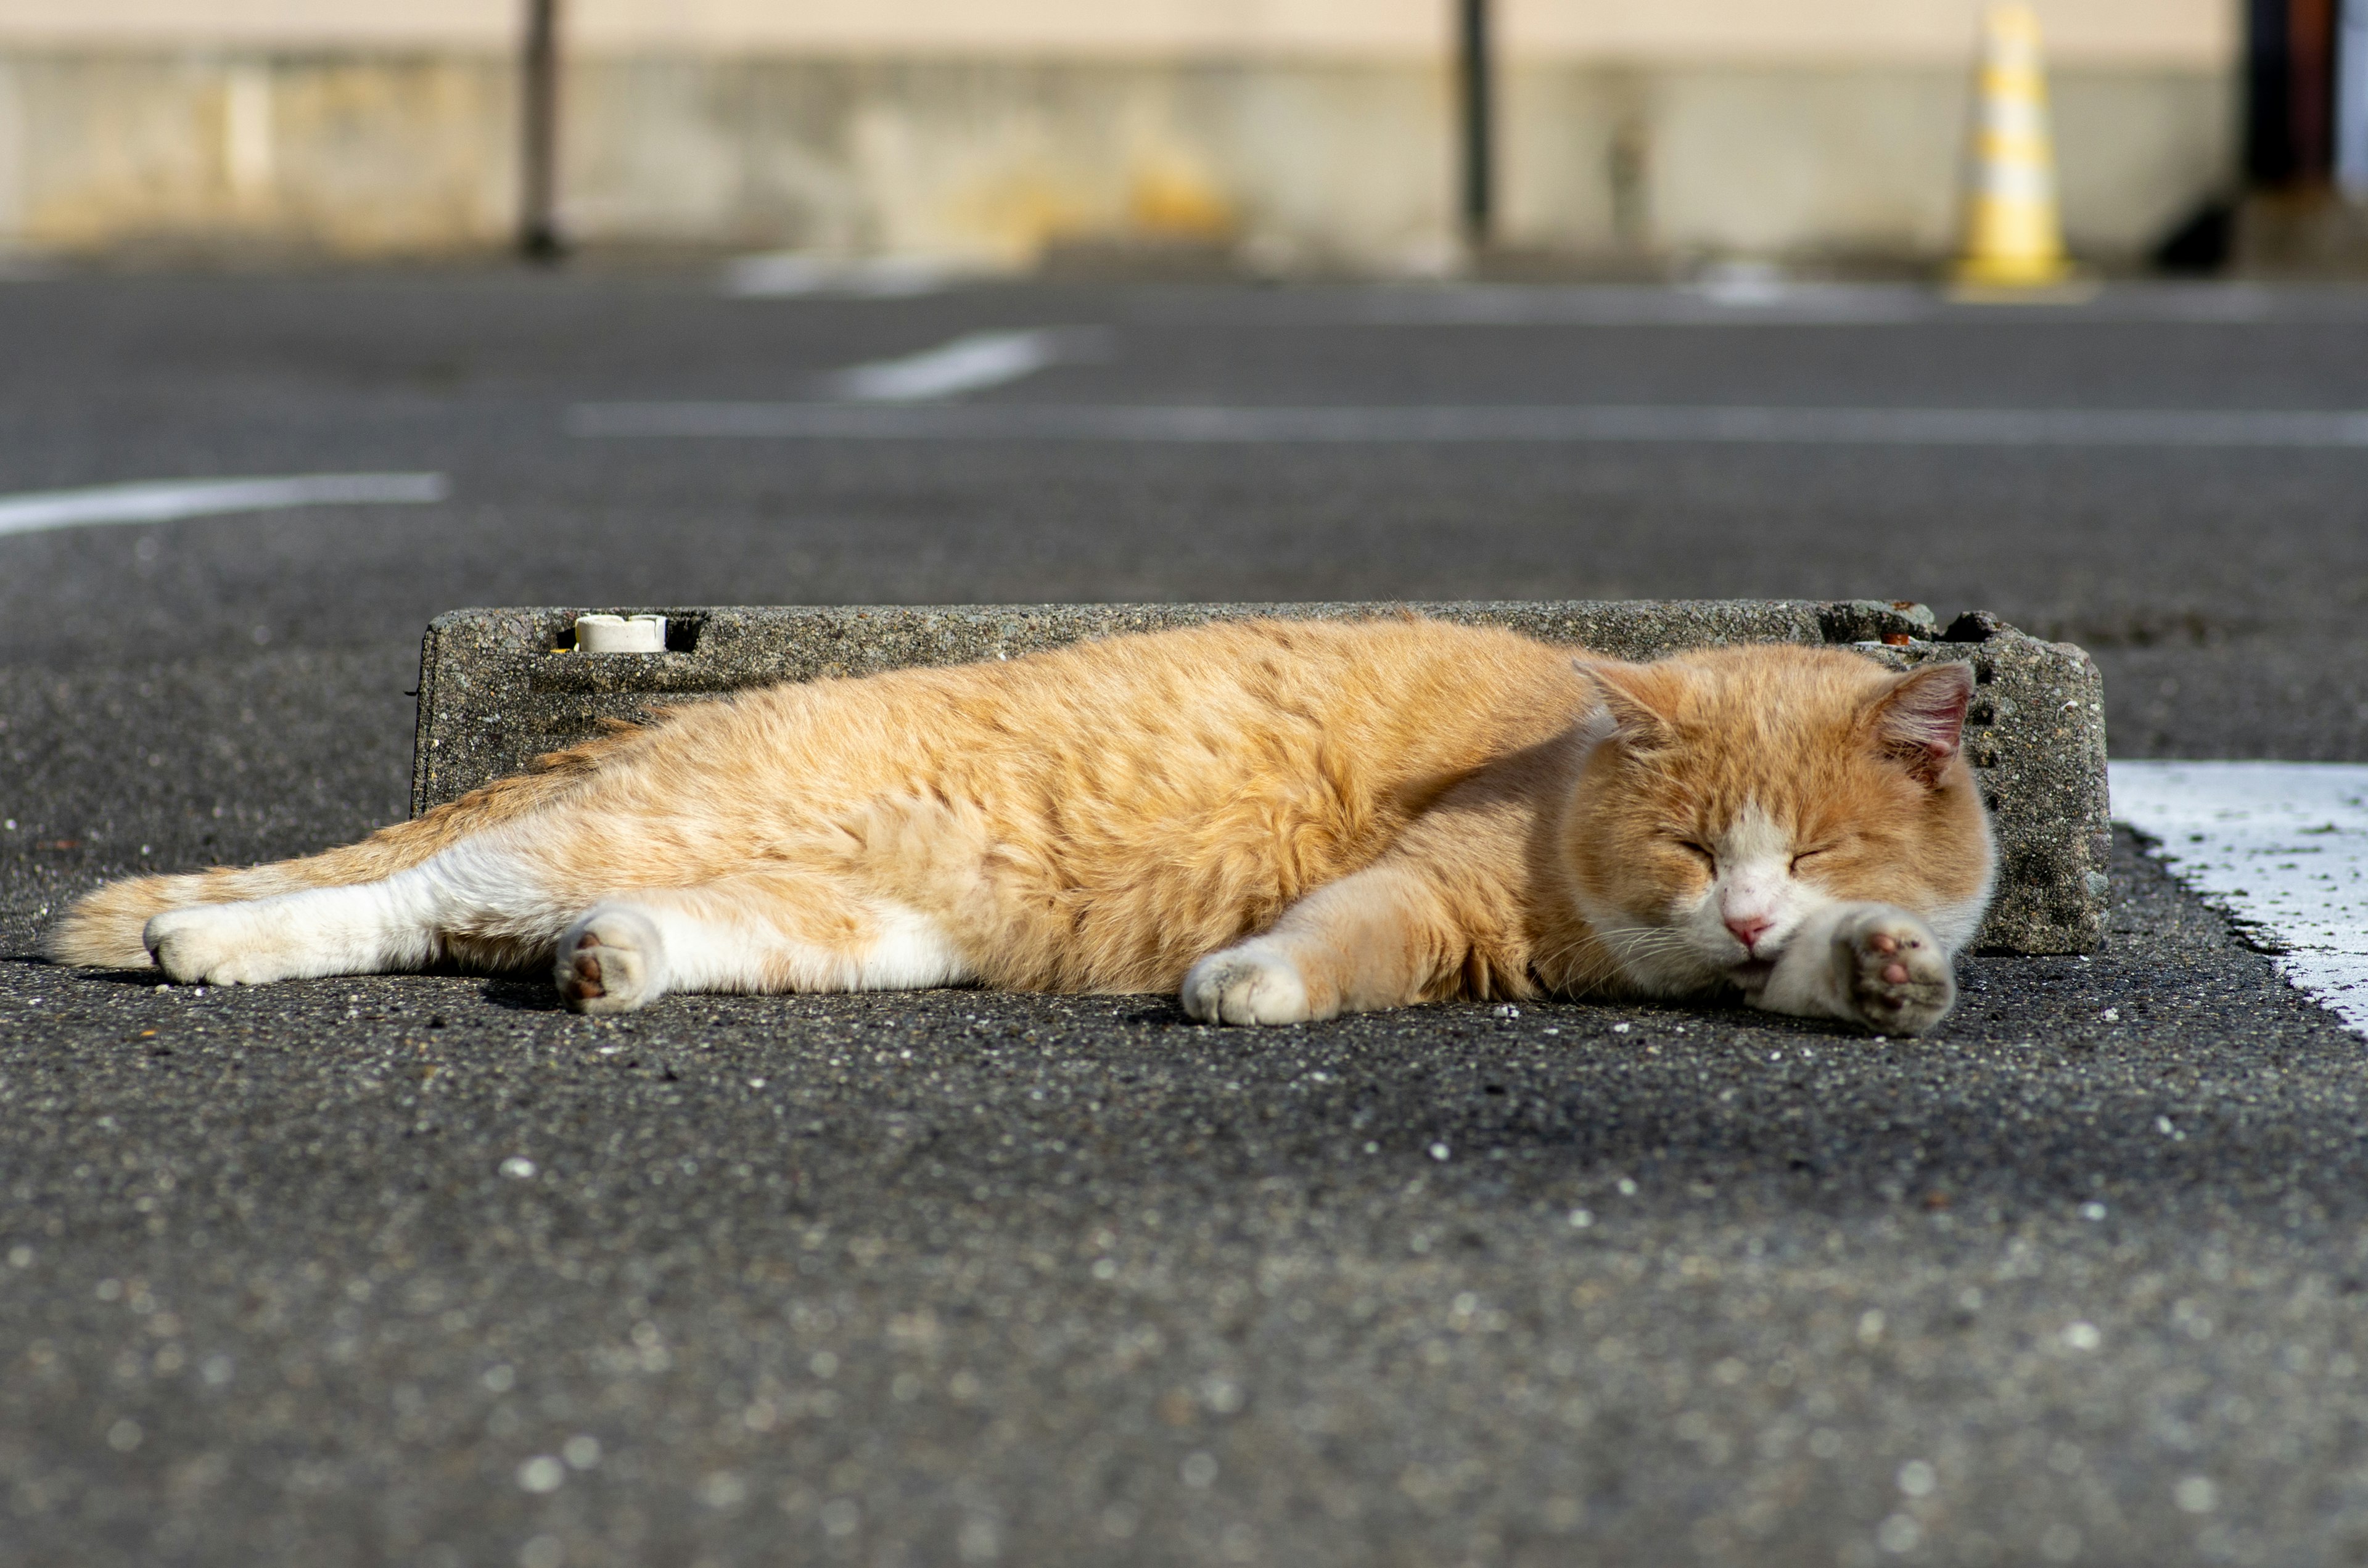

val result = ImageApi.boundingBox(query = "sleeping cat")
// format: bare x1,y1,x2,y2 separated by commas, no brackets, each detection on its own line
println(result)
47,618,1992,1035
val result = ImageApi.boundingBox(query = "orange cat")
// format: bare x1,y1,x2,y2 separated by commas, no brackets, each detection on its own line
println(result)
47,618,1992,1034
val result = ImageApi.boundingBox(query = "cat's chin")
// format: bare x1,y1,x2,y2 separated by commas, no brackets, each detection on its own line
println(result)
1726,958,1777,994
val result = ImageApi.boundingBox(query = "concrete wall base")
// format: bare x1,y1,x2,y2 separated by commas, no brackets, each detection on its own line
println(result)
2237,191,2368,277
0,50,2232,271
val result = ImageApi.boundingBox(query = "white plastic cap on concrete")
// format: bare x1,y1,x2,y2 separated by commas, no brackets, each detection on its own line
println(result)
573,614,667,653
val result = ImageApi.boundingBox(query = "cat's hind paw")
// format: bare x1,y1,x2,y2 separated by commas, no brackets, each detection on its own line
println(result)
145,905,285,985
557,905,664,1014
1182,942,1314,1026
1833,908,1954,1036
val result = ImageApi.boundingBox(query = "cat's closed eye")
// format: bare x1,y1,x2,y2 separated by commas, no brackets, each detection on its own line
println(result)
1790,846,1835,872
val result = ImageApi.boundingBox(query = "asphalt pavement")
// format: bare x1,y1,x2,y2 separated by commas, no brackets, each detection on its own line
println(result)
6,268,2368,1567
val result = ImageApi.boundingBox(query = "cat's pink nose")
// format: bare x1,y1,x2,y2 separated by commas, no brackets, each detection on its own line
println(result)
1725,913,1774,952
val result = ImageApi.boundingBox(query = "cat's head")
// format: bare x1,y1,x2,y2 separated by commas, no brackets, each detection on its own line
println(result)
1559,644,1994,998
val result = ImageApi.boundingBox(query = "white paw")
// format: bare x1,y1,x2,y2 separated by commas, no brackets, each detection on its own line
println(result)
557,905,663,1014
1182,943,1314,1026
144,906,284,985
1832,907,1954,1036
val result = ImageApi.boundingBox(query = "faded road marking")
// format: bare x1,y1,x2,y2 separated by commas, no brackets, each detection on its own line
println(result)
722,253,954,299
0,474,448,538
2112,760,2368,1037
820,329,1110,403
569,401,2368,446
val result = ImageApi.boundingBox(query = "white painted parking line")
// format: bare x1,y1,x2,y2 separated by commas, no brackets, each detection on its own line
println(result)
820,329,1108,403
0,473,448,538
712,271,2301,324
570,400,2368,446
1355,284,1933,325
722,253,955,299
2111,760,2368,1036
1340,282,2279,326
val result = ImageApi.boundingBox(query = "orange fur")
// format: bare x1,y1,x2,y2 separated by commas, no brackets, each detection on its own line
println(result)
45,619,1994,1032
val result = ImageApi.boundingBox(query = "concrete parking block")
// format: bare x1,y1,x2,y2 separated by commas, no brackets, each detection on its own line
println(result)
409,599,2107,954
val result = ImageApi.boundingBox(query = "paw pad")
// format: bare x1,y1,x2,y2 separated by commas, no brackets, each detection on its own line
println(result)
1836,911,1954,1036
554,908,660,1014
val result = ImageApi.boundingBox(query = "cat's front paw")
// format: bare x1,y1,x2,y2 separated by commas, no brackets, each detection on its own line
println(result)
1832,907,1954,1036
557,905,664,1014
1182,943,1314,1026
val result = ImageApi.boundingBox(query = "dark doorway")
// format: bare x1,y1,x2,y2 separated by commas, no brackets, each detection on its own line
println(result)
2249,0,2340,186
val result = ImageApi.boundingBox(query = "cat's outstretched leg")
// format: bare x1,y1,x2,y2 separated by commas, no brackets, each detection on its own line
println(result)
141,837,568,985
1183,863,1479,1026
554,879,974,1014
144,887,436,985
48,725,650,971
1746,902,1955,1036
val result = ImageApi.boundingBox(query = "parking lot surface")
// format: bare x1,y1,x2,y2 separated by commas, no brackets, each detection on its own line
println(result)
6,272,2368,1565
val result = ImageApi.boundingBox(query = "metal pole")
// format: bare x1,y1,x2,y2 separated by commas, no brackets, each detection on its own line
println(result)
520,0,565,259
2339,0,2368,195
2290,0,2337,186
1458,0,1492,246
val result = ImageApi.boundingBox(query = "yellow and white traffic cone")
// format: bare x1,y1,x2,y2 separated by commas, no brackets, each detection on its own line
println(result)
1954,3,2073,289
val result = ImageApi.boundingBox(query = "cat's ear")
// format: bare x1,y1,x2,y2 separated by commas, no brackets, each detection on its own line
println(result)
1572,659,1672,747
1867,662,1975,786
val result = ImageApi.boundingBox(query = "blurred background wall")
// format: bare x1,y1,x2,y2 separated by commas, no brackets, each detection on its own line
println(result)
0,1,2238,271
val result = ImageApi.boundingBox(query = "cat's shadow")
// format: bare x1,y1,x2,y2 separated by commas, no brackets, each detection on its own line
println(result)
9,953,579,1011
38,959,167,988
480,976,570,1012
